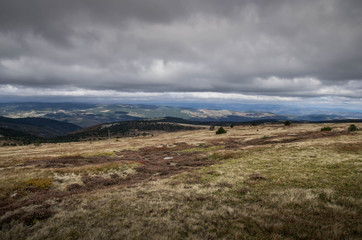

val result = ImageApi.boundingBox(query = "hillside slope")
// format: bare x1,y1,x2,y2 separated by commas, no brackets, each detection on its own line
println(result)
0,116,82,138
59,119,200,141
0,127,40,145
0,122,360,239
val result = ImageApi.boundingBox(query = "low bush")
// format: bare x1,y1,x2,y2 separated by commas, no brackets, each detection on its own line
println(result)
348,124,358,131
321,126,332,131
215,127,227,134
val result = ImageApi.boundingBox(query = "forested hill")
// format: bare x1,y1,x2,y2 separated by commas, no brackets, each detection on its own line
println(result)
57,120,199,142
0,116,82,138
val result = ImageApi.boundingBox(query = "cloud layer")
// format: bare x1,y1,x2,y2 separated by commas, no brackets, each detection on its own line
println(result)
0,0,361,100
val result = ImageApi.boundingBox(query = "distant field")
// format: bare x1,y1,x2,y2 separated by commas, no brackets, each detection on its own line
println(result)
0,123,361,239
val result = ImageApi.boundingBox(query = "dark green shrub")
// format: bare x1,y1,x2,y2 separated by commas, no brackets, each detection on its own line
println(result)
348,124,358,131
209,125,215,131
321,126,332,131
284,120,291,126
230,124,234,128
216,127,227,134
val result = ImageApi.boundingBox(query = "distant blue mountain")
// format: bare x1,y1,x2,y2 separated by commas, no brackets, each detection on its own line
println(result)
0,102,361,128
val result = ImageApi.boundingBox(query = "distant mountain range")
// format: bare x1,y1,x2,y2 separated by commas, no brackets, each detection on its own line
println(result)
1,102,361,128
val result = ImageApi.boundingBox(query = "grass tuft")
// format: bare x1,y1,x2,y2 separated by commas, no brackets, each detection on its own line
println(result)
24,177,52,190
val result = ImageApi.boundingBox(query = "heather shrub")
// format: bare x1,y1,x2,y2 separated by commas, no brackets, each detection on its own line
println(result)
216,127,227,134
348,124,358,131
284,120,291,126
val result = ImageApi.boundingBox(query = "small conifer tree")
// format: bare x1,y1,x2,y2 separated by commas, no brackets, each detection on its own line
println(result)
216,127,227,134
284,120,291,126
348,124,358,131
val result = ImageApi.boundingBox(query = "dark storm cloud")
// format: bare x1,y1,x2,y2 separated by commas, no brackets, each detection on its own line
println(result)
0,0,361,99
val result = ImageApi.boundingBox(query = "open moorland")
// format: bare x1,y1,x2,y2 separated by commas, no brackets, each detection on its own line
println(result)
0,122,361,239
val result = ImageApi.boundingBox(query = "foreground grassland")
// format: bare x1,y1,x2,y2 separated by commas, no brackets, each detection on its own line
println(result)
0,123,361,239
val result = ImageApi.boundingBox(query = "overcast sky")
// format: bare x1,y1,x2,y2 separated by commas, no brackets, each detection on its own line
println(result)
0,0,361,108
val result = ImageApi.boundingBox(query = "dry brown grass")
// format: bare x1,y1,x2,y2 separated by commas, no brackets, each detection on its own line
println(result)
0,123,361,239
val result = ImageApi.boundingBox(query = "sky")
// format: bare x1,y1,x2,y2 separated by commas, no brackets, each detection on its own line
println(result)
0,0,361,110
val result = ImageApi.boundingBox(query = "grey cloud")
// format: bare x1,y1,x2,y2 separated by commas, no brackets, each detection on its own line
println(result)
0,0,361,99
